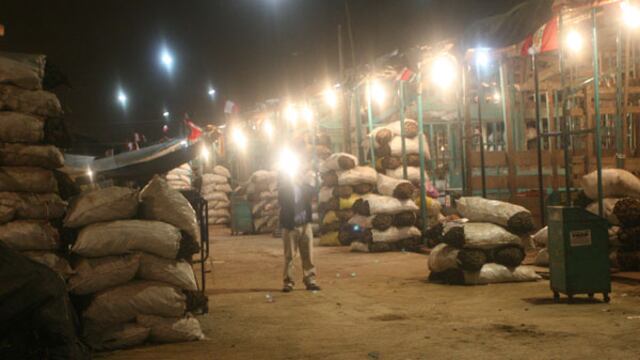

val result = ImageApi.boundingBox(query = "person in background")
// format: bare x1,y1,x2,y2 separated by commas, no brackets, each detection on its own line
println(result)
278,144,320,293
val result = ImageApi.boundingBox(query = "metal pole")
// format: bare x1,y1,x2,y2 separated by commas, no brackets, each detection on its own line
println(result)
399,81,408,179
366,79,376,166
354,87,364,163
312,120,319,192
476,64,487,198
416,69,428,233
456,74,466,192
533,51,546,226
592,7,604,217
615,25,624,169
558,9,572,205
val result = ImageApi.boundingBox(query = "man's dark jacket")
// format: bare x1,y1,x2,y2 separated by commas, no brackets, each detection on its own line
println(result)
278,176,314,230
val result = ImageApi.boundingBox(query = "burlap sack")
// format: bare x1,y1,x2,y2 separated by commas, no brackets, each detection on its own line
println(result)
64,187,139,228
137,314,204,343
0,166,57,193
68,254,140,295
0,220,59,251
0,192,66,220
0,52,45,90
0,84,63,117
0,112,45,143
0,143,63,169
137,253,198,291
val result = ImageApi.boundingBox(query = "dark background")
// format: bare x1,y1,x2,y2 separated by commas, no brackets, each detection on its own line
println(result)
0,0,525,152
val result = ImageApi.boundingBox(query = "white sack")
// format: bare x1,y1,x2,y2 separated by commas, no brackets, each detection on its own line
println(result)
372,226,421,243
68,254,140,295
453,222,522,250
201,182,232,194
532,226,548,247
360,193,419,215
203,191,228,202
348,214,373,229
72,220,181,259
385,118,419,138
586,198,620,225
0,52,45,90
0,220,59,251
140,176,199,243
582,169,640,199
250,170,277,184
208,208,230,218
0,192,66,220
137,315,204,343
456,196,531,229
389,135,431,160
64,187,138,228
338,166,378,186
208,216,230,225
83,281,186,326
376,173,413,197
464,264,541,285
0,85,63,117
213,165,231,178
0,143,64,169
319,186,334,204
385,166,430,185
91,323,150,351
428,243,460,273
0,112,45,144
0,166,57,193
138,253,198,291
534,248,549,267
319,152,358,173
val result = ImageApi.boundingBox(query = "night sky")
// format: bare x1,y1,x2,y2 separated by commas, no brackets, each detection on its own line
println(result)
0,0,524,152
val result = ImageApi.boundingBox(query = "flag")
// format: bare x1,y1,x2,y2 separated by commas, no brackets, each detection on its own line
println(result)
184,119,203,141
224,100,239,114
520,16,558,56
398,68,414,82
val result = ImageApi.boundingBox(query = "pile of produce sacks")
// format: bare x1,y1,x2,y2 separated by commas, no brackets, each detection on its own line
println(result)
64,178,204,350
317,152,360,246
201,165,232,226
367,119,438,198
245,170,279,234
427,197,539,284
0,51,71,278
165,163,193,190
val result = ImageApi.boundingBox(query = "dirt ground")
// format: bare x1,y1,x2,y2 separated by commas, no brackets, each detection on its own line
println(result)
99,230,640,360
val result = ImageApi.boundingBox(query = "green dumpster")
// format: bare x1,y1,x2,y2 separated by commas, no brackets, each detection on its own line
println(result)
548,206,610,303
230,195,254,235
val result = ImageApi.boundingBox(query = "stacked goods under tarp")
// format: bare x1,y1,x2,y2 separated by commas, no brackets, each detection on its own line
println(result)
201,165,232,226
245,170,279,234
426,196,539,285
346,193,422,252
165,163,193,190
367,119,438,198
317,152,359,246
0,52,71,278
65,179,204,350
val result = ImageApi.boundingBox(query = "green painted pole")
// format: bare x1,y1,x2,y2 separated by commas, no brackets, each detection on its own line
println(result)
366,79,376,166
354,87,364,164
476,64,487,198
558,9,572,205
615,25,624,169
533,51,546,226
399,81,408,179
416,70,428,233
592,7,604,217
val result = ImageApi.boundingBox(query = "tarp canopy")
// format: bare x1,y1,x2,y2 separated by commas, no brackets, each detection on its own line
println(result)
62,138,201,184
462,0,555,50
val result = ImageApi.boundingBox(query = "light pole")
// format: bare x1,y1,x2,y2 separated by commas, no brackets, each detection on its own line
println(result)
475,48,489,198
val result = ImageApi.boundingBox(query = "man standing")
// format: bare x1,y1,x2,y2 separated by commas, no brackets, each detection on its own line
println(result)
278,166,320,293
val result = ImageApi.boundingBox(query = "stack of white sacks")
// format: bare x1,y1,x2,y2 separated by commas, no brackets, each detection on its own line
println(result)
166,163,193,190
245,170,279,233
202,165,232,226
367,119,438,198
427,197,540,285
0,52,72,278
65,177,204,350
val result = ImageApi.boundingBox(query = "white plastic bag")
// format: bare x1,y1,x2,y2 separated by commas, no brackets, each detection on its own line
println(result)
582,169,640,199
83,281,186,326
137,315,205,343
464,264,541,285
72,220,181,259
338,166,378,186
137,253,198,291
68,254,140,295
428,243,460,273
372,226,421,243
64,187,139,228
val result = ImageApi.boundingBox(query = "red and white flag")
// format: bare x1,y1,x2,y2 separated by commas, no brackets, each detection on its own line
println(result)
184,119,203,141
520,17,558,56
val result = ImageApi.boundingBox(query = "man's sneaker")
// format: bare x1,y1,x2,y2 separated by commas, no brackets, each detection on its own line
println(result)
306,283,321,291
282,284,294,293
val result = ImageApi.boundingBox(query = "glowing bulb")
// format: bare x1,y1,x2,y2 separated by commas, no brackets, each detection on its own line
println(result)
117,91,127,106
476,49,490,68
284,105,298,125
492,90,501,103
87,168,93,180
208,88,216,97
324,88,338,108
278,147,300,178
263,120,274,139
302,106,313,124
430,54,457,89
201,145,210,161
370,81,386,106
566,30,583,53
232,128,248,150
163,111,170,118
621,1,640,29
